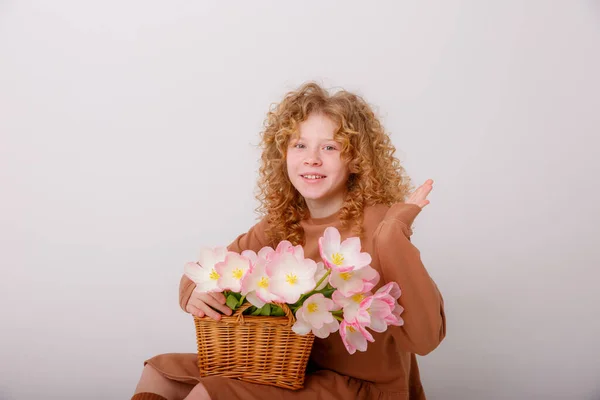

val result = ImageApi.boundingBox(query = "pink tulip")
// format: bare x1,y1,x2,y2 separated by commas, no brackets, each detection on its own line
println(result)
329,265,379,297
386,303,405,327
339,320,374,354
375,282,404,327
318,227,371,272
267,250,317,304
184,247,229,292
275,240,305,260
239,247,283,307
292,294,340,339
352,289,403,332
375,282,401,300
360,295,395,332
215,252,251,292
332,290,372,323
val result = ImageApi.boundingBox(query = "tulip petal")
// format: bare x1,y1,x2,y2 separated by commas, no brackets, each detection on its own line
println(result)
292,319,312,336
246,291,266,308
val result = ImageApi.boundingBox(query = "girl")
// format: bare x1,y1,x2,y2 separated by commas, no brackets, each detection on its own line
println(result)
132,82,446,400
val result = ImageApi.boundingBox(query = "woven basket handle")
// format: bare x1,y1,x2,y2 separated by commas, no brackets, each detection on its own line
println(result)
233,302,295,326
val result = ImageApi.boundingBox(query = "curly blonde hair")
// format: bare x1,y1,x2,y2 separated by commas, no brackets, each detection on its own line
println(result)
256,82,412,245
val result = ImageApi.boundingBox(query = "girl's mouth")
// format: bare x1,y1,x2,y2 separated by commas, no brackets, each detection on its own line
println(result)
301,174,326,180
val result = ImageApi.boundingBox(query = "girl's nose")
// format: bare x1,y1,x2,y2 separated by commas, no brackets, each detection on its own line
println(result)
303,154,322,166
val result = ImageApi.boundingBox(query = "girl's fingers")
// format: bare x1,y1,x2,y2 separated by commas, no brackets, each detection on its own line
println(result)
202,294,233,316
212,301,233,316
189,293,231,318
186,304,205,318
198,303,222,321
417,181,434,200
209,292,227,305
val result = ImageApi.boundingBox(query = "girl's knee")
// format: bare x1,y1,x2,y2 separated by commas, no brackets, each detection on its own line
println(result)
184,383,211,400
135,364,193,400
141,364,163,379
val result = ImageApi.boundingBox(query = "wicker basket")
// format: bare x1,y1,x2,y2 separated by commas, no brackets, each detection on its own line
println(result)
194,302,315,390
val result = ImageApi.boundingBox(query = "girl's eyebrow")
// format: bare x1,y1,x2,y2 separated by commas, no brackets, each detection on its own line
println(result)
295,136,337,142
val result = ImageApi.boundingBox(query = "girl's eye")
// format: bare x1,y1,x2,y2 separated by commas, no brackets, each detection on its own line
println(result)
324,145,337,151
294,143,306,149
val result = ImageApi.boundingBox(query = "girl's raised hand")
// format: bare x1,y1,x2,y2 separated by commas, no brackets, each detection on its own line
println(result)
186,291,232,321
406,179,434,209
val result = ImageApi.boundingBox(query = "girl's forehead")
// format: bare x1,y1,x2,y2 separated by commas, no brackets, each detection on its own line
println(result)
289,131,341,142
296,114,340,140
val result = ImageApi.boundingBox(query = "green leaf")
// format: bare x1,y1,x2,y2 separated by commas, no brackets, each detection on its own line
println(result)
226,294,239,311
270,305,285,316
291,296,305,309
250,306,263,316
321,287,336,298
260,303,272,316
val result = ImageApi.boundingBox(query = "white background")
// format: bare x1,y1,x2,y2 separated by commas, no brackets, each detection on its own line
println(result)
1,1,599,399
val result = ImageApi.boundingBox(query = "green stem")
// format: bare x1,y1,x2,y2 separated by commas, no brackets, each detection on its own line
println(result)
314,269,332,292
333,314,344,322
298,269,333,303
292,270,334,312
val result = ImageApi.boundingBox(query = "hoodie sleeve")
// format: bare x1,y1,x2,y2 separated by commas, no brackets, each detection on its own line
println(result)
373,203,446,355
178,217,270,312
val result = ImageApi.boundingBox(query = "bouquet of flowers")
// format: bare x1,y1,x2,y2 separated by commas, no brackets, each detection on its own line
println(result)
185,227,404,355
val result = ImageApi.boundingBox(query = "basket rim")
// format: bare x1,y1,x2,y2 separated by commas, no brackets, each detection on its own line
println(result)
202,301,297,326
193,313,308,327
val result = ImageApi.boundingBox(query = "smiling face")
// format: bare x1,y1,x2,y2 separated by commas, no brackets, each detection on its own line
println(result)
286,113,350,218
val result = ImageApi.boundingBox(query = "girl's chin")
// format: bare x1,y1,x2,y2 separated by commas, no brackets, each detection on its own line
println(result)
298,191,335,202
297,192,323,200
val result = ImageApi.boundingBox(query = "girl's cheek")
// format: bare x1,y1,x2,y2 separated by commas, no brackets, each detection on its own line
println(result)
323,152,342,163
287,153,301,164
